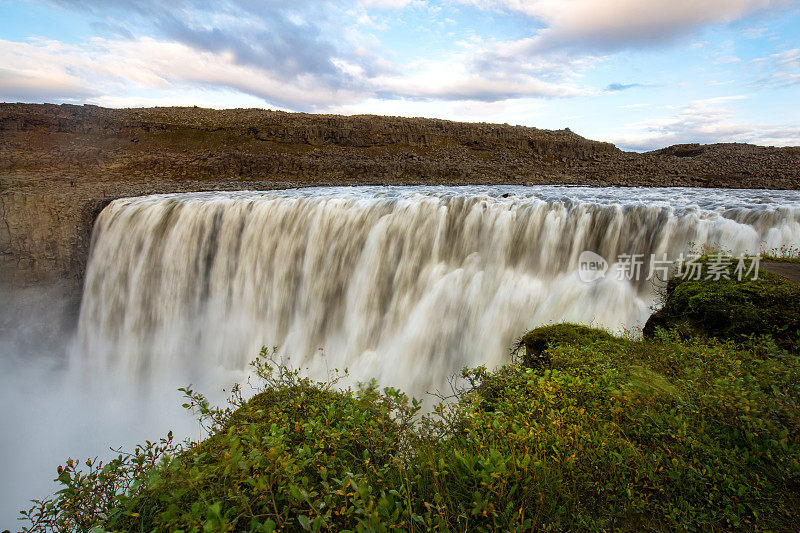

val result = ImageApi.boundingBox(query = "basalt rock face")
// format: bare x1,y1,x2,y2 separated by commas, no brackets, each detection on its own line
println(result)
1,103,799,286
0,189,108,284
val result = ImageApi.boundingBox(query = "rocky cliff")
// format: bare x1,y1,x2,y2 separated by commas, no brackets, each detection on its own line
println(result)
1,103,799,286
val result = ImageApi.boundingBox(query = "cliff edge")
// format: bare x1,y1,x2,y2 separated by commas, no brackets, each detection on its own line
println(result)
1,103,799,285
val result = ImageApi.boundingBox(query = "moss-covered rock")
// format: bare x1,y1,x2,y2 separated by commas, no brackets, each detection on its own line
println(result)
518,323,616,369
644,270,800,352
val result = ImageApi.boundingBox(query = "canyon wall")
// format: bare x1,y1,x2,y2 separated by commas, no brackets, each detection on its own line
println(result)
1,103,799,286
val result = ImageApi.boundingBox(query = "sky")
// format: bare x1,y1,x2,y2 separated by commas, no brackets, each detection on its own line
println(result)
1,0,799,151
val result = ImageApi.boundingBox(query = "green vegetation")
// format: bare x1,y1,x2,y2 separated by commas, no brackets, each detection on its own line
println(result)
516,323,615,369
22,272,800,532
644,266,800,352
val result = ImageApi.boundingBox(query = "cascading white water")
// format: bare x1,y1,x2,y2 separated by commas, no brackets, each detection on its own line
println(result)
76,186,800,395
4,185,800,527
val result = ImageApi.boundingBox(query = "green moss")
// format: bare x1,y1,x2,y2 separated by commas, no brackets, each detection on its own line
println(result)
518,323,617,369
644,270,800,352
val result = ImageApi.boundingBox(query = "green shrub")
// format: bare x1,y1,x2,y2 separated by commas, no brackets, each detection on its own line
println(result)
23,335,800,532
100,352,421,533
422,333,800,531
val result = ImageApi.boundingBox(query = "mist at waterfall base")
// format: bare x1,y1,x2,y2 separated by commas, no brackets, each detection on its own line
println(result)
2,185,800,528
0,285,226,528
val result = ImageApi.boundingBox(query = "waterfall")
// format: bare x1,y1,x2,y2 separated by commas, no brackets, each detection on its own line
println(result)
75,186,800,395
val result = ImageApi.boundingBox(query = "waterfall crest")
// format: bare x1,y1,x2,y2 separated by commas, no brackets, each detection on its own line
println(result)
76,186,800,394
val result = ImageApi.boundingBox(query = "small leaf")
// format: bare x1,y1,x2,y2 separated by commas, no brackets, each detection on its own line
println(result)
298,515,310,530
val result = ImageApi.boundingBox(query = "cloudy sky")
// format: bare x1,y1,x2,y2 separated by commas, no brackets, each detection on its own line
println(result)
1,0,799,150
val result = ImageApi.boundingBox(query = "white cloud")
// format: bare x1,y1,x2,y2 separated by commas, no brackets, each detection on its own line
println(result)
383,75,585,99
0,38,102,102
441,1,800,106
0,37,364,108
774,47,800,69
20,0,793,109
461,0,799,50
360,0,425,8
373,53,588,100
742,26,768,38
606,97,800,150
752,47,800,87
715,55,742,64
0,35,588,109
